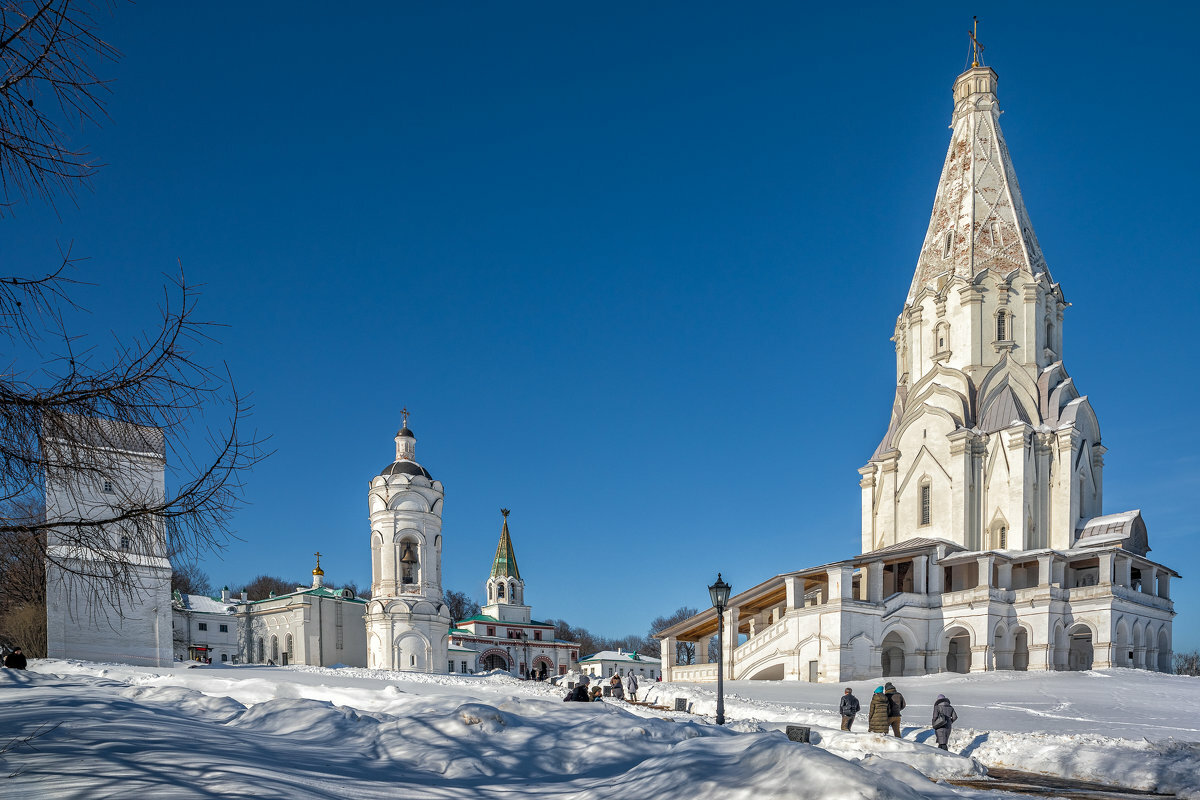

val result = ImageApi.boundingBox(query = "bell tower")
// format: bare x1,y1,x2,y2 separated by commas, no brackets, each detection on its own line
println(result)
482,509,531,624
363,410,450,672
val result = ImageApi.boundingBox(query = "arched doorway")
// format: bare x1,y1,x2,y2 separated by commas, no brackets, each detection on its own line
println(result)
1157,629,1171,673
992,626,1009,670
1113,619,1131,667
1051,624,1068,670
1067,625,1093,671
945,629,971,674
1013,628,1029,671
881,632,906,677
480,652,510,672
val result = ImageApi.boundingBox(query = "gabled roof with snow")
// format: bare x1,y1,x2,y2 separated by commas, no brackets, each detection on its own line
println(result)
1076,510,1150,556
175,593,237,614
907,65,1050,305
579,650,661,665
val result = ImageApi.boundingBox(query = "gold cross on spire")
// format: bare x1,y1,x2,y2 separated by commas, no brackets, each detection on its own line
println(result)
969,16,985,68
314,551,322,567
501,508,510,519
401,406,409,428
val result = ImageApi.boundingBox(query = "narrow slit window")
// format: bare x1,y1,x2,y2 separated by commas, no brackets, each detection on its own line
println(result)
943,230,954,259
996,310,1008,341
999,526,1007,549
919,483,932,526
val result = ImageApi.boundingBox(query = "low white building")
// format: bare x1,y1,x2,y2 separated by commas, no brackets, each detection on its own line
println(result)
657,57,1178,684
578,649,661,682
172,588,241,663
237,561,368,667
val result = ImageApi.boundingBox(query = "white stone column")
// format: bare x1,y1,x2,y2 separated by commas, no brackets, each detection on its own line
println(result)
661,636,676,677
977,555,994,589
696,640,709,665
996,562,1013,591
928,552,944,594
723,608,739,677
784,576,806,609
1142,566,1158,596
827,566,854,602
913,555,928,594
867,562,884,603
1037,554,1053,587
1158,573,1171,599
1097,551,1114,586
1116,555,1132,588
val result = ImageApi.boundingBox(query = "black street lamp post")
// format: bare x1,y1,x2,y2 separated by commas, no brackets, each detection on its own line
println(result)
708,572,732,725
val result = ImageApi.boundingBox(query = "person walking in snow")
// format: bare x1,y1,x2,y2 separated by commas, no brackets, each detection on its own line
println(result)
564,674,592,702
931,693,958,751
625,672,639,702
884,681,906,737
608,675,625,701
867,686,889,733
3,647,26,669
839,687,860,731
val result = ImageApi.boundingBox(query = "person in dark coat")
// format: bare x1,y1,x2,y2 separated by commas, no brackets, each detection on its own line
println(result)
563,674,592,702
608,676,625,701
931,693,958,750
839,687,860,731
884,681,906,737
3,647,26,669
867,686,889,733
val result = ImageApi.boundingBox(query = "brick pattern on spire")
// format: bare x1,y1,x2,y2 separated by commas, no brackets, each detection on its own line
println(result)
907,66,1049,304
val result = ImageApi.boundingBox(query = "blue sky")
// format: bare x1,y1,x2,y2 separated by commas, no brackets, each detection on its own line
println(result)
15,3,1200,649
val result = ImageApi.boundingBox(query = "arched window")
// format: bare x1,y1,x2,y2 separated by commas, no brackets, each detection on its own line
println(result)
270,636,279,662
934,322,950,354
942,230,954,259
919,481,932,527
996,309,1008,341
497,582,505,599
399,540,419,586
1045,321,1053,352
284,633,293,658
488,585,493,601
256,638,264,663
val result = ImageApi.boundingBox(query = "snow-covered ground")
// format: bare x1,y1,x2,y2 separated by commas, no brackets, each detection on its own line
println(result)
1,660,1197,799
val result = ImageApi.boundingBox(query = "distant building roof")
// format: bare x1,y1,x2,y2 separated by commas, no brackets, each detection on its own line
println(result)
579,650,661,665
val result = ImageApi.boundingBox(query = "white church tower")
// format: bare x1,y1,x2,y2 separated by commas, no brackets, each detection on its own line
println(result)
363,411,450,672
482,509,531,624
44,416,173,666
859,56,1102,555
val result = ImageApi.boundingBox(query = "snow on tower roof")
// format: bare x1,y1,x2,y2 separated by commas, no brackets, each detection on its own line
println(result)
907,63,1050,304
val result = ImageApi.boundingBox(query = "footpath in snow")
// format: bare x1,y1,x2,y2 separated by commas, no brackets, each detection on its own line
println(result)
0,660,1196,799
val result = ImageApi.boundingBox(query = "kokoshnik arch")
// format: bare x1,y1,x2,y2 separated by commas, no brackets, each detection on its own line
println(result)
656,53,1178,683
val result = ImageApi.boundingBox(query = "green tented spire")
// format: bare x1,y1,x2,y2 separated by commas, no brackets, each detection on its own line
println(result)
489,508,521,581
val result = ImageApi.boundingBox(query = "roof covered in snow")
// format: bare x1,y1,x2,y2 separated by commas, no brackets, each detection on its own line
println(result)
579,650,661,665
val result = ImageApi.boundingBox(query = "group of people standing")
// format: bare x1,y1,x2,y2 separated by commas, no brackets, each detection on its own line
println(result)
563,672,640,703
838,682,958,751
